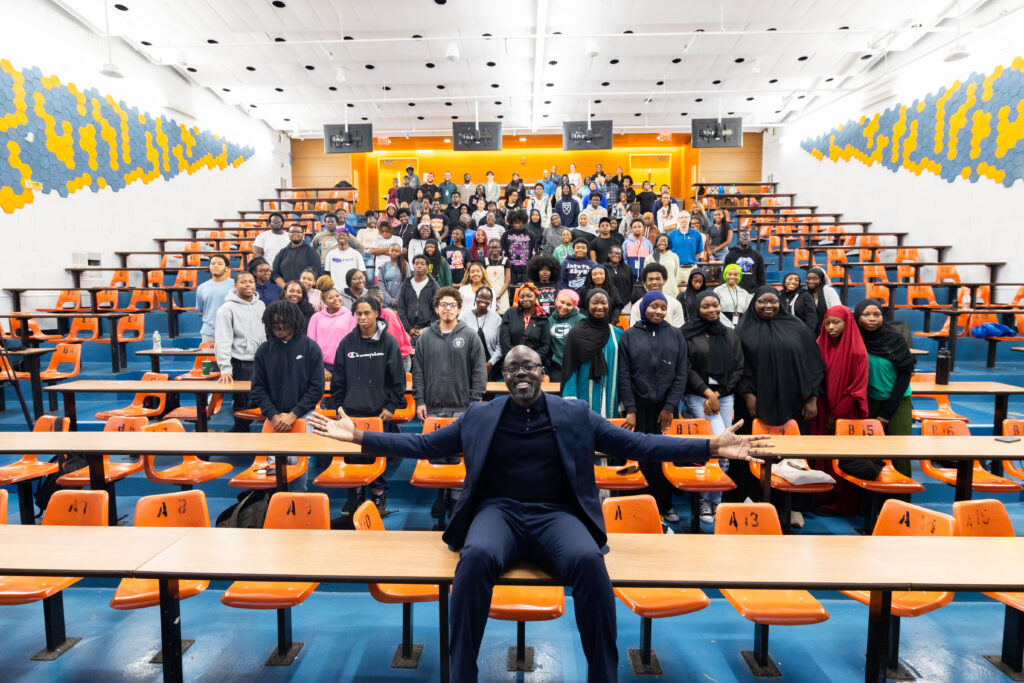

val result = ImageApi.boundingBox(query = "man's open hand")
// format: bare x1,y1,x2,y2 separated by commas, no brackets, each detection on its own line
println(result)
712,420,772,463
308,410,359,442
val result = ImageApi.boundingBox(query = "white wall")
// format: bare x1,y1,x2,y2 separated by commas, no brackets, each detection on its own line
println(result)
0,0,290,312
763,15,1024,298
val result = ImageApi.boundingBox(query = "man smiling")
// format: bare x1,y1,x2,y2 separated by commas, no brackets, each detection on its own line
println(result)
309,346,770,683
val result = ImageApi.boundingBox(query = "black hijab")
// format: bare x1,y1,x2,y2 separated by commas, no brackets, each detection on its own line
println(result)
561,289,613,390
853,298,914,370
781,270,818,331
681,291,733,386
806,266,832,331
424,238,445,273
677,267,709,320
735,286,825,426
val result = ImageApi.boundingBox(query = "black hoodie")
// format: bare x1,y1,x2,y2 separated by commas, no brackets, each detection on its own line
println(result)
330,320,406,416
250,333,325,419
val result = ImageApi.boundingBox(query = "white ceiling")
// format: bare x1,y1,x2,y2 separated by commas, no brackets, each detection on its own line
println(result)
54,0,995,138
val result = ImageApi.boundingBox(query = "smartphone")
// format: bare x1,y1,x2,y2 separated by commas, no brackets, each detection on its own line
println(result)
995,436,1022,443
616,465,640,475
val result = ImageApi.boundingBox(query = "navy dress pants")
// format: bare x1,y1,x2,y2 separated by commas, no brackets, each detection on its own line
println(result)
449,498,618,683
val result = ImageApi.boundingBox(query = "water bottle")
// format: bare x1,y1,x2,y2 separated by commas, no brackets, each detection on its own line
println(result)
935,347,950,385
152,331,161,352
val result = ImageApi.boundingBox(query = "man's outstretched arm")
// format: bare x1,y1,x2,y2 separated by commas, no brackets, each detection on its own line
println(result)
308,409,463,461
593,413,770,465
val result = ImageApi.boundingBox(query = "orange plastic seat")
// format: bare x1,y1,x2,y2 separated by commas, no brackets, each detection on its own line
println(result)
489,584,565,672
142,419,233,490
108,270,131,288
1001,420,1024,482
118,289,158,313
232,407,266,422
353,500,439,668
92,289,118,311
896,284,940,310
0,489,5,523
221,492,329,665
165,393,224,423
8,314,63,343
0,489,108,659
96,314,146,368
594,418,648,490
953,497,1024,676
920,420,1021,493
0,416,70,525
39,290,85,314
603,495,709,674
409,417,464,528
933,264,961,283
715,503,829,675
390,373,416,424
662,418,734,532
110,490,211,610
57,316,101,343
94,372,168,420
173,341,220,381
911,372,970,422
229,419,309,490
750,419,833,502
171,268,198,290
832,419,924,532
914,314,967,347
313,418,385,489
13,343,81,385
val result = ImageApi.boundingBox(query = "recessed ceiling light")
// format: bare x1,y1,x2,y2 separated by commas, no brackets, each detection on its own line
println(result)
680,112,688,115
519,136,527,142
497,114,504,119
425,62,435,68
435,0,447,5
797,95,806,99
140,40,151,46
727,111,735,115
544,100,551,104
494,100,501,105
481,32,491,38
798,56,808,61
590,113,596,117
221,87,230,92
712,79,721,85
114,3,128,10
542,114,549,117
284,118,290,121
417,116,424,120
861,54,872,60
695,97,703,102
656,80,664,86
304,65,315,70
600,81,609,86
343,36,353,41
408,102,416,106
695,28,705,33
610,59,619,64
271,0,285,7
769,78,778,83
767,27,777,31
672,58,682,64
634,112,641,117
545,82,554,87
593,99,601,103
412,34,422,39
249,104,257,108
275,87,284,92
623,29,634,34
207,39,218,44
549,60,558,65
328,86,337,91
774,110,782,113
486,61,496,67
735,57,745,63
838,25,849,30
362,117,368,121
437,84,445,89
825,77,834,82
246,66,256,71
451,115,458,119
186,67,197,73
746,96,754,101
444,101,452,106
347,103,354,108
383,85,390,91
491,83,500,88
365,64,375,70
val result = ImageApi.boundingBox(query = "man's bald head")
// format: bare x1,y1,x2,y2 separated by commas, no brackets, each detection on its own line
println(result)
503,345,544,406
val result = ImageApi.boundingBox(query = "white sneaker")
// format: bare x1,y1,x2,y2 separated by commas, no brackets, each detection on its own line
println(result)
791,511,804,529
699,500,714,524
663,508,680,523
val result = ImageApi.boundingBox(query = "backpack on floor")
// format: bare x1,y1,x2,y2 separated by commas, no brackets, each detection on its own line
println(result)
34,453,90,515
216,490,272,528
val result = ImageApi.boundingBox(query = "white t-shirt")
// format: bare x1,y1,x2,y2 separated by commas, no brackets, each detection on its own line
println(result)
325,246,366,288
373,235,404,272
254,231,291,266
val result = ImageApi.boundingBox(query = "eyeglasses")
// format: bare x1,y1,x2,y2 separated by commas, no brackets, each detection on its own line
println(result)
503,362,543,375
437,301,459,310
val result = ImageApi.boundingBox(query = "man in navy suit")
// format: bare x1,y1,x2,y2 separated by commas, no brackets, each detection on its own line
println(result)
309,346,769,683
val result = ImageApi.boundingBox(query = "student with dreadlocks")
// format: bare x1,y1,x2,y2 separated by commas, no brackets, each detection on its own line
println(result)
250,300,325,436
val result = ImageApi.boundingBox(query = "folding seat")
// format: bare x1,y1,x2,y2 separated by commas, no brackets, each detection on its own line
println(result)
94,371,168,420
750,419,833,532
919,420,1021,493
661,418,734,532
409,417,464,528
229,419,308,490
593,418,647,491
141,419,233,490
0,416,69,524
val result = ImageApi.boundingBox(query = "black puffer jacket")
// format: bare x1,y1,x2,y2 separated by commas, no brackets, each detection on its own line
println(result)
616,322,689,413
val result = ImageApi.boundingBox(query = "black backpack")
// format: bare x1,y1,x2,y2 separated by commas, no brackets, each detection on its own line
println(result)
34,453,90,516
215,490,272,528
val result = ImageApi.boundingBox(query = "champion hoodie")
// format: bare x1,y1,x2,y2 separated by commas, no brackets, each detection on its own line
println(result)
329,320,406,416
214,291,266,376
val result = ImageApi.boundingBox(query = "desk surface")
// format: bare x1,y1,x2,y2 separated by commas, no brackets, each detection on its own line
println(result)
0,526,191,577
5,348,53,357
0,431,360,455
735,434,1024,460
46,379,562,395
911,380,1024,395
135,348,212,357
0,312,127,319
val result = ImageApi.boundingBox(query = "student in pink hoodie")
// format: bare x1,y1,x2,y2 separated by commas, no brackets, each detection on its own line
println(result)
368,286,414,372
306,288,356,381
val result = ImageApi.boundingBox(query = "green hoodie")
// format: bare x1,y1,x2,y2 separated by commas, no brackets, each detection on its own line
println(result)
548,309,586,365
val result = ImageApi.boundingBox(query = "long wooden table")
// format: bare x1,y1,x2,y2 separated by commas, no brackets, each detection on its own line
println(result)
135,348,212,374
3,347,52,418
4,526,1022,683
0,312,130,374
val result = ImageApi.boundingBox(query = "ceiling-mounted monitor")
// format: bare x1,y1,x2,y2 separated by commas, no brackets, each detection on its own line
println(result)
563,120,613,150
452,122,503,151
691,117,743,148
323,123,373,153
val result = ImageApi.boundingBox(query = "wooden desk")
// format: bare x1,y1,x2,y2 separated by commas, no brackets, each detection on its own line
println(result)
1014,347,1024,353
135,347,212,373
113,250,246,268
0,431,358,494
0,312,129,374
911,381,1024,452
65,266,205,290
2,346,53,418
694,181,779,188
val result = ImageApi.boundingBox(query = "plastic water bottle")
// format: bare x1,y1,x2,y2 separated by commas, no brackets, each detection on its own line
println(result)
152,331,161,351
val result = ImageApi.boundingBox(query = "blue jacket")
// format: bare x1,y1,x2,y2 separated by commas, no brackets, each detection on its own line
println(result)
360,394,710,551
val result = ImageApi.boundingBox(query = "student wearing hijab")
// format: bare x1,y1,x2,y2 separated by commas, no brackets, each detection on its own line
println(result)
526,254,561,315
682,290,745,523
618,290,691,520
737,286,825,432
581,265,624,323
677,268,709,321
423,238,452,286
526,208,545,247
548,289,586,384
561,289,623,417
603,246,635,313
781,271,819,331
805,266,843,332
854,299,915,439
499,282,551,361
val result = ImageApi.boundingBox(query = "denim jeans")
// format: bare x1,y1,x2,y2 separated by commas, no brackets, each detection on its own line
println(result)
685,393,735,505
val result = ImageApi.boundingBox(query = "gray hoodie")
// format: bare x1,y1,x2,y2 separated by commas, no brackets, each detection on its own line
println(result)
411,319,487,412
214,291,267,376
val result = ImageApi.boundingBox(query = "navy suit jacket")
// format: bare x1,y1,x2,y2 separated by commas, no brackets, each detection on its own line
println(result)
360,394,710,551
